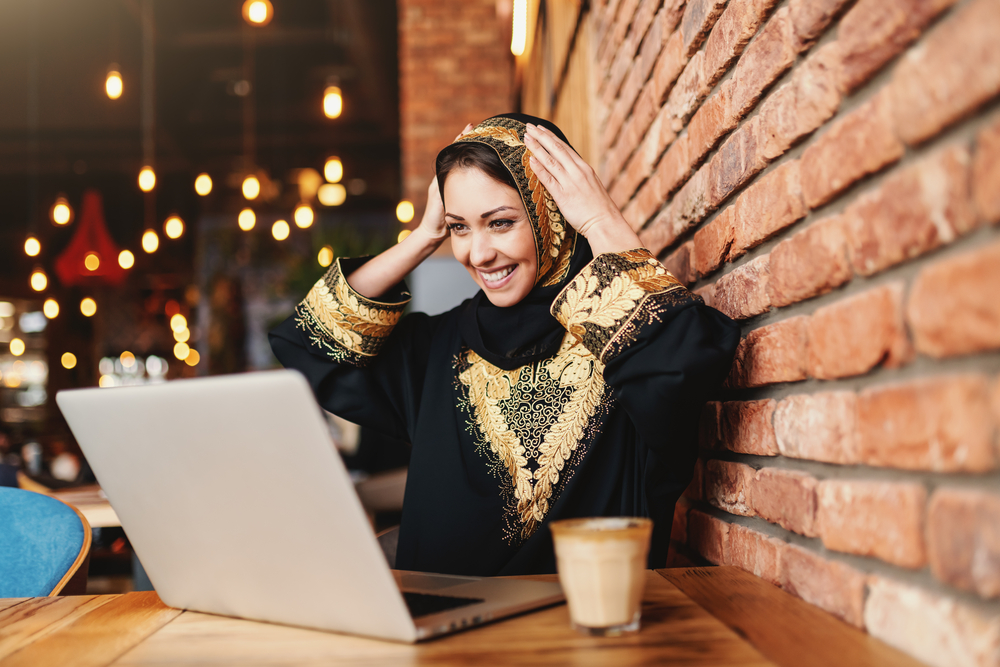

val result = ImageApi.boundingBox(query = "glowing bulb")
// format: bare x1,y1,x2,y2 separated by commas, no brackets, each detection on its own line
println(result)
512,0,528,56
30,270,47,292
10,338,25,356
173,342,190,360
164,216,184,239
51,197,72,225
119,250,135,269
120,351,136,367
397,229,412,243
324,157,343,183
242,175,260,200
294,204,314,228
61,352,77,369
184,349,201,366
43,299,59,319
272,220,290,241
173,327,190,343
106,70,123,99
138,166,156,192
242,0,273,26
170,314,188,332
84,252,100,271
24,237,41,257
323,86,343,119
317,183,346,206
396,200,415,223
142,229,159,253
318,246,334,267
99,375,115,388
194,173,213,196
81,298,97,317
238,208,256,231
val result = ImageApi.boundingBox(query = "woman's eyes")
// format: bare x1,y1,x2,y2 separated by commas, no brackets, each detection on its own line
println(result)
488,218,515,230
448,219,515,234
447,222,468,234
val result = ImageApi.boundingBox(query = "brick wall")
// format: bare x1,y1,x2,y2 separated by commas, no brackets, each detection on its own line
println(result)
526,0,1000,664
398,0,514,217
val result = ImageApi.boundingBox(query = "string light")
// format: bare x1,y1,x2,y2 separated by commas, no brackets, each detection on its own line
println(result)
84,252,101,271
106,67,123,99
164,216,185,239
323,86,343,119
142,229,159,253
272,220,290,241
51,197,73,225
242,175,260,200
511,0,528,56
9,338,25,356
43,299,59,319
80,298,97,317
238,208,256,231
30,269,47,292
173,342,190,361
24,237,41,257
61,352,77,369
138,166,156,192
317,246,334,267
119,250,135,269
242,0,273,26
396,200,415,223
170,314,188,333
324,156,343,183
317,183,346,206
194,173,213,196
293,204,314,229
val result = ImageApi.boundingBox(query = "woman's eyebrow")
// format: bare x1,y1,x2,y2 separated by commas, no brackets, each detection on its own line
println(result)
481,205,515,218
445,212,465,220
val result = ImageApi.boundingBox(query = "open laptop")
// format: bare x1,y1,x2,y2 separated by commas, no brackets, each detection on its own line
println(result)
56,370,563,642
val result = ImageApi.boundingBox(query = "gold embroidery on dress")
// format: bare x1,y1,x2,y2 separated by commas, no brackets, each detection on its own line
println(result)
457,334,610,543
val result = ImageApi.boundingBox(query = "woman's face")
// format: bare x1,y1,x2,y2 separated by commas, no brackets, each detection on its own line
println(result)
443,167,537,308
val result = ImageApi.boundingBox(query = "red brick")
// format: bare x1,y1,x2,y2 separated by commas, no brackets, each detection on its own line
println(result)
789,0,852,47
687,80,736,168
599,0,647,100
695,282,716,309
751,467,818,537
597,0,638,70
730,7,799,118
864,577,1000,667
727,316,808,388
800,90,905,209
702,0,779,89
683,458,705,501
845,145,976,277
806,283,913,380
669,164,712,239
651,28,687,105
664,51,708,132
993,376,1000,430
692,206,735,278
720,399,779,456
679,0,727,56
699,401,722,450
767,215,851,308
727,524,784,586
857,375,997,472
781,544,867,627
663,240,696,286
907,241,1000,358
757,41,844,162
655,133,693,201
890,0,1000,146
708,117,767,209
774,392,860,464
838,0,958,92
973,117,1000,224
731,161,806,259
705,460,755,516
638,202,677,254
817,480,927,569
687,509,731,565
713,254,772,321
927,488,1000,599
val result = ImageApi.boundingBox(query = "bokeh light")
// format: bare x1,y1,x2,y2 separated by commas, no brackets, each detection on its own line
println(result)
173,327,190,343
242,175,260,200
119,250,135,269
138,167,156,192
242,0,273,26
184,349,201,366
80,298,97,317
24,237,41,257
61,352,77,369
318,246,334,267
396,200,415,223
84,252,100,271
43,299,59,319
120,351,136,367
272,220,290,240
323,86,342,119
324,156,343,183
173,342,190,360
194,173,213,196
51,197,72,225
317,183,346,206
294,204,314,228
142,229,159,253
164,216,185,239
106,70,123,99
30,270,47,292
170,314,188,333
397,229,412,243
238,208,256,231
9,338,25,356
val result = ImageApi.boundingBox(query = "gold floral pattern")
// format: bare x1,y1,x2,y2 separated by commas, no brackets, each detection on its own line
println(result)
552,248,694,364
456,334,612,543
455,117,576,287
294,258,409,366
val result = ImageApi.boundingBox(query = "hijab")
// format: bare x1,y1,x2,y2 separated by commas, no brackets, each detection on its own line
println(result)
438,113,593,370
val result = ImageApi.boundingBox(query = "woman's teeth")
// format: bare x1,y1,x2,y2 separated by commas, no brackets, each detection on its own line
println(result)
482,266,513,283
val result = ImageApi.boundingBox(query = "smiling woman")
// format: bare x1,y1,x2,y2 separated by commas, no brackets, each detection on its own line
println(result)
269,114,740,577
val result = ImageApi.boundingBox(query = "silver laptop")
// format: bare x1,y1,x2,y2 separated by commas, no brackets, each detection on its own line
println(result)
56,370,563,642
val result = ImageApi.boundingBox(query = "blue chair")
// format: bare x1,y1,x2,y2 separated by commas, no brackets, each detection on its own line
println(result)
0,487,92,597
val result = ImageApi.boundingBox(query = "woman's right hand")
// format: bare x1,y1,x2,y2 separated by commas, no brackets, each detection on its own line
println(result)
412,176,449,247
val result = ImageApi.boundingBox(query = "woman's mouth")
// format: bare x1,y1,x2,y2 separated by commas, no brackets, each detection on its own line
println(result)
478,265,516,288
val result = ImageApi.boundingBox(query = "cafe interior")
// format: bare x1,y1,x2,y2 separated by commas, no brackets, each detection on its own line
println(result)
2,0,999,665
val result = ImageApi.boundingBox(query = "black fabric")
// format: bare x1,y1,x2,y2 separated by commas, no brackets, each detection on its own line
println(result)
444,113,592,371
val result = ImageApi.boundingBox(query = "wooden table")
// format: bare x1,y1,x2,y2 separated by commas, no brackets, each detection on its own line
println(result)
0,567,924,667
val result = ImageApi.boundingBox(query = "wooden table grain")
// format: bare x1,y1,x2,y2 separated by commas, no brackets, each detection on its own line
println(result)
0,567,925,667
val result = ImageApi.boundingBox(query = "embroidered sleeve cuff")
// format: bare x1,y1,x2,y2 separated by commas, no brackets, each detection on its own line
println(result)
294,256,410,367
550,248,698,364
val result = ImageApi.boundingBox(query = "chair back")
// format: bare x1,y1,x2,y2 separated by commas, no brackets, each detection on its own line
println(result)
0,487,92,597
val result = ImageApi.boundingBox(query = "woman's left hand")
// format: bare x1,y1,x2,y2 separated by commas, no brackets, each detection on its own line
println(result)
524,124,641,254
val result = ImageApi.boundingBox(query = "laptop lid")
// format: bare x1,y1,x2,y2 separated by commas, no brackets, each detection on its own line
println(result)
57,370,419,642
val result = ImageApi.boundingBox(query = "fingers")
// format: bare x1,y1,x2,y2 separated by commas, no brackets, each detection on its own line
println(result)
524,124,584,183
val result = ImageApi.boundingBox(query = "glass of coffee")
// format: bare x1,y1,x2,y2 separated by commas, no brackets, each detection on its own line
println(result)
549,517,653,636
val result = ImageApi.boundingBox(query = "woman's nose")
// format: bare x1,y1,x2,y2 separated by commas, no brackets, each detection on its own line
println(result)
469,231,496,266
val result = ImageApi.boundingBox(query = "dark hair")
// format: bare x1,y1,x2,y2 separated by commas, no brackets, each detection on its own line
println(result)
435,142,518,202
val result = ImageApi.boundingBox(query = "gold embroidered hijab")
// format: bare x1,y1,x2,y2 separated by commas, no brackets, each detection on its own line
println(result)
437,114,593,370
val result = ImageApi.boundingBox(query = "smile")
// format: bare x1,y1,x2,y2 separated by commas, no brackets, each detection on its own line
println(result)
478,265,516,287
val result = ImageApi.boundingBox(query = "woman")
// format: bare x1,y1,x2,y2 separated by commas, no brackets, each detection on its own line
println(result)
270,114,739,576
